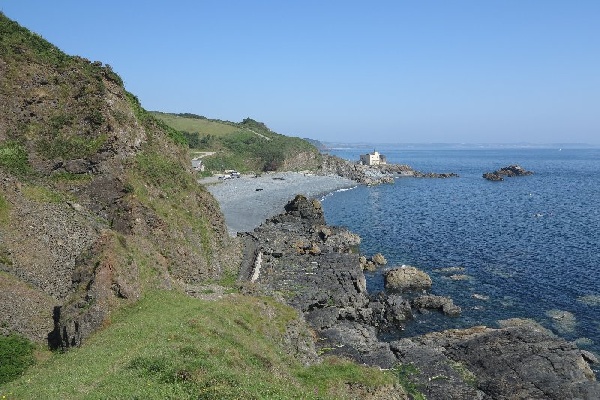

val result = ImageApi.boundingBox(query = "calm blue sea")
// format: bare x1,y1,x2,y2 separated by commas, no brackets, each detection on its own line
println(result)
321,145,600,363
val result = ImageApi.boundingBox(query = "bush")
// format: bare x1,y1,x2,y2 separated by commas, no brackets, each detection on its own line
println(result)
0,334,35,384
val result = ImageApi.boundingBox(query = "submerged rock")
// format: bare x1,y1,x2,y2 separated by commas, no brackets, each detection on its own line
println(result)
546,309,577,334
412,295,461,316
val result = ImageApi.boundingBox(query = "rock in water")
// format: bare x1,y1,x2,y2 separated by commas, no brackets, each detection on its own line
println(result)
412,294,461,316
483,164,534,181
384,266,432,291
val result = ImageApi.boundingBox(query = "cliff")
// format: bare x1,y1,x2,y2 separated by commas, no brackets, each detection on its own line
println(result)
0,13,240,348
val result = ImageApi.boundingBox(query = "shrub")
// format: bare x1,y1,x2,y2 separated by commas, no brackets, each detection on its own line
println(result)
0,334,35,384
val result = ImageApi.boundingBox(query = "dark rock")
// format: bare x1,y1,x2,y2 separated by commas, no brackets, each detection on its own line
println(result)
284,194,325,224
305,307,340,330
483,164,533,181
319,154,457,185
367,292,413,328
241,195,600,398
319,321,398,368
412,294,461,316
391,321,600,399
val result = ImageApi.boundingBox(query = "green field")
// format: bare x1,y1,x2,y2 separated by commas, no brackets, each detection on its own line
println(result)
1,290,397,399
150,112,241,137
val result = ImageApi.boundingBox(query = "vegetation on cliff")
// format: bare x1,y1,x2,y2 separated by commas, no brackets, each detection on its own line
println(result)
0,11,237,356
0,13,403,397
151,112,321,173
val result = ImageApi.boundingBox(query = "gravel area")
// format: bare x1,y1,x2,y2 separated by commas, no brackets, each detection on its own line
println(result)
201,172,356,236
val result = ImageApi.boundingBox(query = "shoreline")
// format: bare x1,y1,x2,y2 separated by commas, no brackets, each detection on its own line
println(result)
201,171,356,236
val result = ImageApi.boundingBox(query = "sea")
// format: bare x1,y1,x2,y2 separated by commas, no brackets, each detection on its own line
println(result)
320,144,600,369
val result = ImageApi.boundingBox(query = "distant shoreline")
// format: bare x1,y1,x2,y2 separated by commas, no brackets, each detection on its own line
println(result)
202,172,356,236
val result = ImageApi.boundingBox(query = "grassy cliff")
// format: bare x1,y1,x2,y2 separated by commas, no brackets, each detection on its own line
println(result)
0,13,402,398
151,112,322,173
0,11,239,349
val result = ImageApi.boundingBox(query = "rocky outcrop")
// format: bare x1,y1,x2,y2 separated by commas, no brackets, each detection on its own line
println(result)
483,164,533,181
384,266,433,291
391,319,600,399
360,252,387,271
241,195,600,399
412,294,461,316
319,154,458,185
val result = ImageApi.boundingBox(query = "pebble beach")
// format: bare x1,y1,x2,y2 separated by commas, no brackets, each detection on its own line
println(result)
201,172,356,236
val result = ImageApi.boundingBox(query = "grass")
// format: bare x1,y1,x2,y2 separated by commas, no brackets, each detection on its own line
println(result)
392,363,426,400
150,112,240,137
36,134,107,160
0,290,395,399
151,113,321,173
0,141,31,176
21,184,64,203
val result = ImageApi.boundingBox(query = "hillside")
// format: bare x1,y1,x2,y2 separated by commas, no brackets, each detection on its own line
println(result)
0,14,407,397
151,112,321,173
0,12,239,349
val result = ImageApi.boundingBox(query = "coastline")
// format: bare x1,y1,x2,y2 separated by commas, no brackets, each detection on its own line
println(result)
201,171,356,236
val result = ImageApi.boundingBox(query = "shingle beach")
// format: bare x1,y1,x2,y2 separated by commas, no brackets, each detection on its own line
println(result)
202,172,356,236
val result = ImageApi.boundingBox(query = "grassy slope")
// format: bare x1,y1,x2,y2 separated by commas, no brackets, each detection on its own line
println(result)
150,112,240,137
0,290,395,399
151,112,321,173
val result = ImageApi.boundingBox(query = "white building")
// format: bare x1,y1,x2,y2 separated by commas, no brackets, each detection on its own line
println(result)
359,151,387,166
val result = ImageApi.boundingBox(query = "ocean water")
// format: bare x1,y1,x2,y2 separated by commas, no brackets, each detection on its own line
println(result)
321,146,600,364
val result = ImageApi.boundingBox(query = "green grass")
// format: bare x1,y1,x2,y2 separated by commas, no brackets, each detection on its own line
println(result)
0,141,31,176
151,113,320,173
0,334,35,385
21,184,64,203
392,363,426,400
151,112,240,137
0,290,395,399
134,151,192,194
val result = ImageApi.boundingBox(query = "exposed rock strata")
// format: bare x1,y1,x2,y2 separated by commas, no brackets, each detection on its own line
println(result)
241,195,600,399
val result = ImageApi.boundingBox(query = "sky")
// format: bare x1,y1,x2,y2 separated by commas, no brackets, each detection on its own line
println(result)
2,1,599,144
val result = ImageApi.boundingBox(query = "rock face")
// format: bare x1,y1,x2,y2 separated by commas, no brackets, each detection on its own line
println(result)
385,266,433,291
242,195,600,399
391,320,600,400
483,164,533,181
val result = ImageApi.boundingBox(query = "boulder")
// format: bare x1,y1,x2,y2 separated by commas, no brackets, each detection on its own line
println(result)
283,194,325,224
412,295,461,316
371,253,387,265
384,266,432,291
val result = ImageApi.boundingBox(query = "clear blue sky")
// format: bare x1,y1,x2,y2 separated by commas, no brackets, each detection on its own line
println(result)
2,1,599,144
